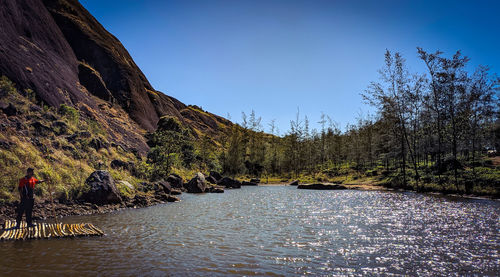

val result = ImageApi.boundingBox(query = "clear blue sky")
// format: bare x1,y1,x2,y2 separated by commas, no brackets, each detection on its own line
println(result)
80,0,499,134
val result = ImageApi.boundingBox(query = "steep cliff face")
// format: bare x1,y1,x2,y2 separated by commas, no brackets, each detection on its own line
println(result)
42,0,187,132
0,0,232,154
0,0,86,108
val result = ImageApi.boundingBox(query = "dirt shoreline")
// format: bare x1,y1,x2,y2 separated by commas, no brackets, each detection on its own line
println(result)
263,182,498,200
0,196,171,223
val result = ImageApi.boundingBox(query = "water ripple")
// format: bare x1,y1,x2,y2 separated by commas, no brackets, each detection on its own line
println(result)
0,187,498,276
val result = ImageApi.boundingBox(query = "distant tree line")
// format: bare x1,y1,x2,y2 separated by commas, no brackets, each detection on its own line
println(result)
144,48,498,195
219,48,499,194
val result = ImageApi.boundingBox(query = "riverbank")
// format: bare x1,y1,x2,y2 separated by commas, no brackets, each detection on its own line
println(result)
2,176,497,223
0,192,176,223
287,179,499,200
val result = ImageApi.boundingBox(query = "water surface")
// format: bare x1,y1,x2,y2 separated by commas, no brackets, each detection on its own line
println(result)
1,186,499,276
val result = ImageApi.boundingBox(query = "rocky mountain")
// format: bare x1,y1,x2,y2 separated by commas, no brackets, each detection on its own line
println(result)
0,0,232,155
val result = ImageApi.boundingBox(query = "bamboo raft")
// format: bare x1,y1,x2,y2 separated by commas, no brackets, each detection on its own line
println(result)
0,220,104,241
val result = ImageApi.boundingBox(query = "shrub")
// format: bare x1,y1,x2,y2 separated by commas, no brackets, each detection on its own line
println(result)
58,104,79,123
0,75,17,97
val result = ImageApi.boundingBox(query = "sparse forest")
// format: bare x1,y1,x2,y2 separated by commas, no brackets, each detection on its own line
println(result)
211,48,499,196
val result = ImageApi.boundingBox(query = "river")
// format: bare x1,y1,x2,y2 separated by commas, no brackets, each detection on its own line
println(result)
1,186,499,276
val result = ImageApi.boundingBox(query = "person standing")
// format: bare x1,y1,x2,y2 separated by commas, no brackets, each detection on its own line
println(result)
16,168,44,228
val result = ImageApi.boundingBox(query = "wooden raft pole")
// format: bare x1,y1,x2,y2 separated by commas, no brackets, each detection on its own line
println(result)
0,220,104,241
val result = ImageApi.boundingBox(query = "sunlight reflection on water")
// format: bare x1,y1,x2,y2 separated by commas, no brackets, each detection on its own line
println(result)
0,186,498,276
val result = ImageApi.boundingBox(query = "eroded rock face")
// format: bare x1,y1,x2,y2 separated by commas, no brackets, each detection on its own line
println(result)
42,0,187,132
0,0,234,157
217,177,241,189
78,62,114,102
81,170,122,204
184,172,207,193
0,0,85,109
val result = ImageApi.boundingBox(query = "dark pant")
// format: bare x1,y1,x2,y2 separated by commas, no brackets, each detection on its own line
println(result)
16,197,34,226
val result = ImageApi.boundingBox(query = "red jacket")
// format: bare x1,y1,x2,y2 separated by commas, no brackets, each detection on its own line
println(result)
19,176,40,189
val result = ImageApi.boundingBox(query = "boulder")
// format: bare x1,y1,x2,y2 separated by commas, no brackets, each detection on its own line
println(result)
167,195,180,202
110,159,129,170
184,172,207,193
80,170,122,204
242,181,258,186
250,178,260,184
208,186,224,193
170,189,182,195
156,180,172,194
297,183,347,190
289,180,299,186
31,121,52,136
166,174,183,189
217,177,241,189
0,102,17,116
206,175,217,184
154,191,180,202
209,171,223,182
132,194,150,206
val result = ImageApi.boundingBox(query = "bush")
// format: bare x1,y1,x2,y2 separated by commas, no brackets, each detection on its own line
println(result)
58,104,79,123
0,75,17,97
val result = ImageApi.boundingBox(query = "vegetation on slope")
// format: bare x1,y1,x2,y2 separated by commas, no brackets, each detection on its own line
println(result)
0,76,144,203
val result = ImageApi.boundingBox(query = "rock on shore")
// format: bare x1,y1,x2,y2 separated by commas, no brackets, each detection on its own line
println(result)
242,181,258,186
184,172,207,193
80,170,122,204
217,177,242,189
297,183,347,190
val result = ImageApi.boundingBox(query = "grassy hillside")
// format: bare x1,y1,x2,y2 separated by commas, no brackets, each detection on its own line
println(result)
0,76,145,203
